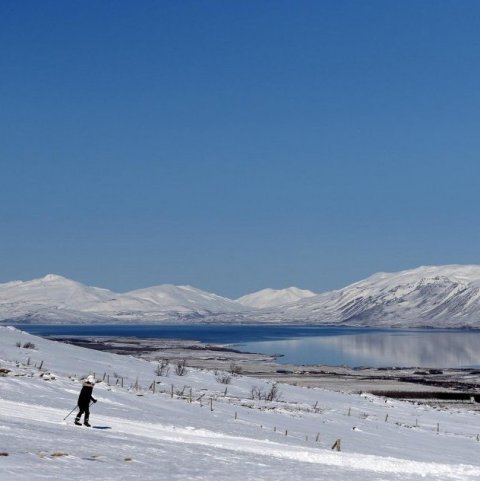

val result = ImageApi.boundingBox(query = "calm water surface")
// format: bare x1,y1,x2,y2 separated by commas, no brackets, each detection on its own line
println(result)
16,324,480,368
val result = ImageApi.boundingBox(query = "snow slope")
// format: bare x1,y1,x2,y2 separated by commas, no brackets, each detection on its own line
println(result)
256,265,480,328
0,326,479,480
236,287,317,308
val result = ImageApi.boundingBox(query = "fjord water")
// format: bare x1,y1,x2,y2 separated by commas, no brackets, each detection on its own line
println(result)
17,324,480,368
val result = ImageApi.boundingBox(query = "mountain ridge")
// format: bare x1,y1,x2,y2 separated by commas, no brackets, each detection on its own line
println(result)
253,265,480,328
236,287,317,309
1,265,480,327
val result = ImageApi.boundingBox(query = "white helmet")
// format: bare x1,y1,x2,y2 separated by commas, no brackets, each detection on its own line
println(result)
86,375,95,384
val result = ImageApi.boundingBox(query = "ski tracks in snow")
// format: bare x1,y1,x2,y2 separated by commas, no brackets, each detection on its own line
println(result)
0,398,479,480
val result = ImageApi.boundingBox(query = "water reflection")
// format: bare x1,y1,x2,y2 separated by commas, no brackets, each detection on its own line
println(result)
238,330,480,368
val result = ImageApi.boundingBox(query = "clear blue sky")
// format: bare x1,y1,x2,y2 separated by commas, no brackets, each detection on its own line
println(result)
1,1,480,297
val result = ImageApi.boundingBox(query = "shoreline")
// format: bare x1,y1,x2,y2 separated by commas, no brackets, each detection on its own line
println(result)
48,335,480,411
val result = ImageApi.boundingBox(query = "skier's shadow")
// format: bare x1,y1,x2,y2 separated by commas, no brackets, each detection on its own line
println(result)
92,426,112,430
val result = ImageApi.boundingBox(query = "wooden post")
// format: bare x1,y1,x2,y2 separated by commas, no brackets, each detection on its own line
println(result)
39,361,43,370
331,439,341,451
153,381,156,394
210,398,213,412
274,426,276,432
314,401,318,410
315,432,320,442
224,387,228,397
171,384,174,398
121,377,124,388
385,414,389,422
437,423,439,434
107,375,110,385
348,407,351,416
235,411,237,420
103,372,106,381
285,429,288,436
189,388,192,403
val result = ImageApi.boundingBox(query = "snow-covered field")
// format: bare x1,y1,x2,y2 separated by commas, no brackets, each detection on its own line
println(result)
1,326,479,480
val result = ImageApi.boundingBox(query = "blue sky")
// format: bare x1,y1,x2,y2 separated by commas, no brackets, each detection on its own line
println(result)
1,1,480,297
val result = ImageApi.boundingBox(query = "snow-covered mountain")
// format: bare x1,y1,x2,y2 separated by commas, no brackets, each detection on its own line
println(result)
257,265,480,328
128,284,246,314
0,274,246,324
0,274,126,323
236,287,317,309
2,265,480,327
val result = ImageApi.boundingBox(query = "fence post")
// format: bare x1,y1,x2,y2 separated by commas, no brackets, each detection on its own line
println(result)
331,439,341,451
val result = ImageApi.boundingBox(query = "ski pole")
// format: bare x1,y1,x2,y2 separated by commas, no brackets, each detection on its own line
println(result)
64,405,78,421
64,400,95,421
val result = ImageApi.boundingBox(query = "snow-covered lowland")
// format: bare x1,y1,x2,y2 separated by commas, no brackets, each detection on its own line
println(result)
2,265,480,327
0,326,479,481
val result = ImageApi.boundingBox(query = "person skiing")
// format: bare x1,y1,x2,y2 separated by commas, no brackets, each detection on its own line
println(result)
74,375,97,427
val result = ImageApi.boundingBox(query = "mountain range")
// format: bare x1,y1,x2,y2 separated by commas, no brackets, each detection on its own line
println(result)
1,265,480,327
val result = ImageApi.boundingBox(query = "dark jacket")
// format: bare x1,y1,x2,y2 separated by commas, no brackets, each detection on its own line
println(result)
78,383,96,408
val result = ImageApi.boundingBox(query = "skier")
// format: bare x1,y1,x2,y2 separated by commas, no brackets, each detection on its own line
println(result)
74,375,97,427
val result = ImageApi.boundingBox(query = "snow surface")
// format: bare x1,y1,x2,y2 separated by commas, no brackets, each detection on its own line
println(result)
1,326,479,480
236,287,317,309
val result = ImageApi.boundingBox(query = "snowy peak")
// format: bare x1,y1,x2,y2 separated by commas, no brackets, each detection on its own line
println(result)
0,275,248,323
351,265,480,291
127,284,247,314
236,287,317,309
265,265,480,328
0,274,119,311
41,273,70,282
3,265,480,327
